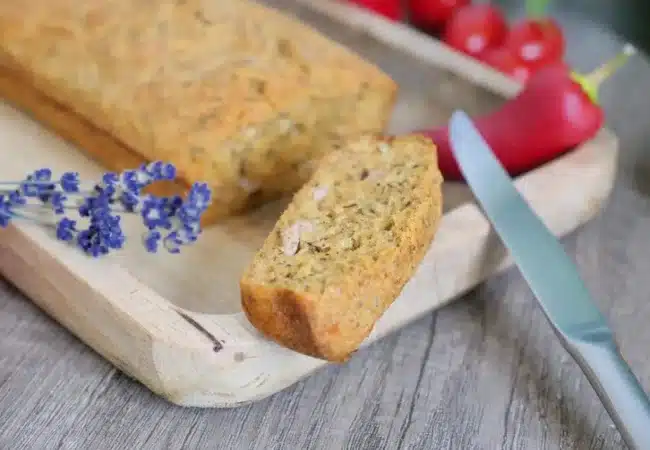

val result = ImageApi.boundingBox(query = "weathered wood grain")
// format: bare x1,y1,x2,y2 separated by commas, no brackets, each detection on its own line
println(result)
0,3,648,450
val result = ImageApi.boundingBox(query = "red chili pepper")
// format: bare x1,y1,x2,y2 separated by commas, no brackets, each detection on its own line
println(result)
505,18,566,72
347,0,403,21
408,0,471,31
415,46,635,180
479,47,534,85
480,46,570,85
442,4,508,58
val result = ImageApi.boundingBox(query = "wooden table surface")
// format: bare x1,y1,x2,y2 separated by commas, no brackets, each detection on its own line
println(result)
2,3,650,450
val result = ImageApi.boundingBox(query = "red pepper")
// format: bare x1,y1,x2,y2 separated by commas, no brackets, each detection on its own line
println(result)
505,18,565,72
347,0,403,21
408,0,471,31
505,0,566,72
415,46,635,180
479,47,535,85
442,4,508,58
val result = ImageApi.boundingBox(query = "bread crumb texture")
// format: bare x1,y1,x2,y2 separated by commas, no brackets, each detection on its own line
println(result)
241,134,444,362
0,0,397,222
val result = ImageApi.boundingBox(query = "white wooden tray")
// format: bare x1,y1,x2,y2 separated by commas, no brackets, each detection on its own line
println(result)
0,0,618,408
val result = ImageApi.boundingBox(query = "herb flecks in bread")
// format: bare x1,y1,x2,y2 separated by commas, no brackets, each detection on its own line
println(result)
0,0,396,224
241,134,443,362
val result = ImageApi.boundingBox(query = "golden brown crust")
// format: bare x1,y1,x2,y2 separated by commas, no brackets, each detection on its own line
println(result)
240,283,326,360
0,0,396,223
0,67,268,225
241,134,443,362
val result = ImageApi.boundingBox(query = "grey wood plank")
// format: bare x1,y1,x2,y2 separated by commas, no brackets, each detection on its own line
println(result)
1,5,649,450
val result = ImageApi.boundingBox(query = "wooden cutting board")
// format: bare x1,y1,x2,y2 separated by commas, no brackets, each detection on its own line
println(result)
0,0,618,408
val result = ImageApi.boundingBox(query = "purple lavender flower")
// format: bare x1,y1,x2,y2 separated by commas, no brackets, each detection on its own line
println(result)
49,192,67,214
8,190,26,207
142,161,176,181
56,218,77,242
0,161,212,257
59,172,80,193
21,168,55,201
0,185,30,227
0,195,14,228
143,230,162,253
140,196,173,230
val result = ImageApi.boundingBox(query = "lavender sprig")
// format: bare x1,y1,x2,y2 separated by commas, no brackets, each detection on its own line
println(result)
0,162,212,257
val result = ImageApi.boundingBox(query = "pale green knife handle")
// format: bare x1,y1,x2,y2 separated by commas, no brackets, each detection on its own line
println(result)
567,334,650,450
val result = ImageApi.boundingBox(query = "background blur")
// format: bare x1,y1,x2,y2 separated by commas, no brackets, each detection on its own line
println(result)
495,0,650,54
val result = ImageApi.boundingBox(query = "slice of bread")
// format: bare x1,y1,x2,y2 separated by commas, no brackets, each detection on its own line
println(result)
240,134,443,362
0,0,396,224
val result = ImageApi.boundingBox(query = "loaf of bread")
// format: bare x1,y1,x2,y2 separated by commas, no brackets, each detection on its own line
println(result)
0,0,397,224
240,134,443,362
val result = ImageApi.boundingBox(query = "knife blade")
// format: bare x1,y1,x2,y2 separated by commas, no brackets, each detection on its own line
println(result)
448,110,650,450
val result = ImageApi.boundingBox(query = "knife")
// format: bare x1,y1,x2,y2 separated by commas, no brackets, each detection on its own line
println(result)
448,110,650,450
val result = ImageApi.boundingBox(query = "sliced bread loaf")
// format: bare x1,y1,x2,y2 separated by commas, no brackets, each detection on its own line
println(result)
0,0,396,224
240,134,443,361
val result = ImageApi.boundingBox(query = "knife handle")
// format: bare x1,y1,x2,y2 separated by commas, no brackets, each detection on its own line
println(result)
568,336,650,450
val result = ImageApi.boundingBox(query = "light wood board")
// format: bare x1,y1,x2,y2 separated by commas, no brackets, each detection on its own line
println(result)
0,0,618,408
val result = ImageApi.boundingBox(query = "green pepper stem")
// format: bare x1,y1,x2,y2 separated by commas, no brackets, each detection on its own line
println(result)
572,44,636,104
584,44,636,89
526,0,551,18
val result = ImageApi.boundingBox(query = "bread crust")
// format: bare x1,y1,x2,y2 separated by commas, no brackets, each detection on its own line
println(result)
0,0,396,223
241,135,443,362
